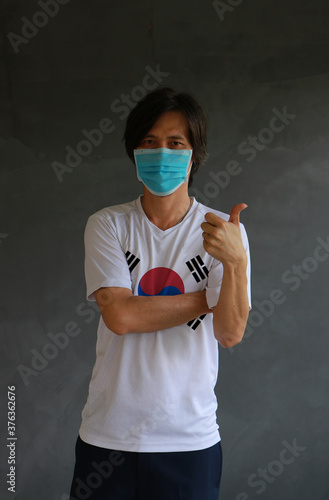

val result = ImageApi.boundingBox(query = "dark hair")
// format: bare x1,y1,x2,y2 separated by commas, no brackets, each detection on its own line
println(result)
123,87,208,186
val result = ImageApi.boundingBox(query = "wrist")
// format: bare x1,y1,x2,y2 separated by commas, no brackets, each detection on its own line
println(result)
223,256,247,275
198,289,213,313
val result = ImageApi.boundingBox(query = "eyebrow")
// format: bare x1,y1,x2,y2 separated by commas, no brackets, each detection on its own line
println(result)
143,134,186,140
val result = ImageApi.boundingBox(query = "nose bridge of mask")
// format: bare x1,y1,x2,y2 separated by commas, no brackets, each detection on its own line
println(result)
134,147,192,169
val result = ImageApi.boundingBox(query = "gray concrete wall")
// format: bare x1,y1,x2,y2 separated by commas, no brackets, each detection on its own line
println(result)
1,0,328,498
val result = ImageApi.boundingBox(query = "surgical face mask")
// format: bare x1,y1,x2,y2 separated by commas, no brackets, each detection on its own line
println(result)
133,147,193,196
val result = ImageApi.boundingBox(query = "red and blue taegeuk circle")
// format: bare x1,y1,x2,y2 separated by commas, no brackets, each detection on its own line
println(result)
138,267,185,296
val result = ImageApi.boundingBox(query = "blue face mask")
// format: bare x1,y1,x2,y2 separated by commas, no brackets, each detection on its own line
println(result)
133,148,193,196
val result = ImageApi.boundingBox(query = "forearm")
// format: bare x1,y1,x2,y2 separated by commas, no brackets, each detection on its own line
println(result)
101,290,212,335
212,261,249,347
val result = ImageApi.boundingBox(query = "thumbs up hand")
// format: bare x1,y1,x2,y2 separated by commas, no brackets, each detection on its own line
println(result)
201,203,248,267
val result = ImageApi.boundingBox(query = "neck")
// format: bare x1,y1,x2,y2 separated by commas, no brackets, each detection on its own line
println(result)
141,186,192,230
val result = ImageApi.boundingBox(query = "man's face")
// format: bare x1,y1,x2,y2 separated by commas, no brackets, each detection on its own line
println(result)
136,110,193,152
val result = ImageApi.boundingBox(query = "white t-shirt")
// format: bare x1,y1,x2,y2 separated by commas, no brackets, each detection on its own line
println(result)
79,196,251,452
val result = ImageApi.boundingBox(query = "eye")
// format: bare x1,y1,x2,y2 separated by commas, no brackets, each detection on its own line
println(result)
139,139,155,147
170,141,183,148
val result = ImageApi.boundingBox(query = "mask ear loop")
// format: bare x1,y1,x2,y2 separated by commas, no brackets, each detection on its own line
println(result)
186,152,193,180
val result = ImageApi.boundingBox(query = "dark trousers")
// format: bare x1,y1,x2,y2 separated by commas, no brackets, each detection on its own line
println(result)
69,435,222,500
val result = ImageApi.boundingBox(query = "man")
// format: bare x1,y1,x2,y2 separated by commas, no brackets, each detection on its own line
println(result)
69,87,251,500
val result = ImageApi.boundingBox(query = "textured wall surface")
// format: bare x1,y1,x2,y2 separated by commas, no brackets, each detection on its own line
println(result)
1,1,329,499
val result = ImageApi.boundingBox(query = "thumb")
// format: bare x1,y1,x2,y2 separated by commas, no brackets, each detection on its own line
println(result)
229,203,248,224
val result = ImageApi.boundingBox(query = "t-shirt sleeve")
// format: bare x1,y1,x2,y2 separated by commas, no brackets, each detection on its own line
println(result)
84,213,132,301
205,222,252,309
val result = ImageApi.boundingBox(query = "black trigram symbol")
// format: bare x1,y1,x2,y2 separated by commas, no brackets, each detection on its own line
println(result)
187,314,207,331
125,251,140,272
186,255,209,283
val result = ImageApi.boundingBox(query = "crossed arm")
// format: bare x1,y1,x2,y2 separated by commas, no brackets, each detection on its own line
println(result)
94,262,249,348
94,287,211,336
94,203,250,348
